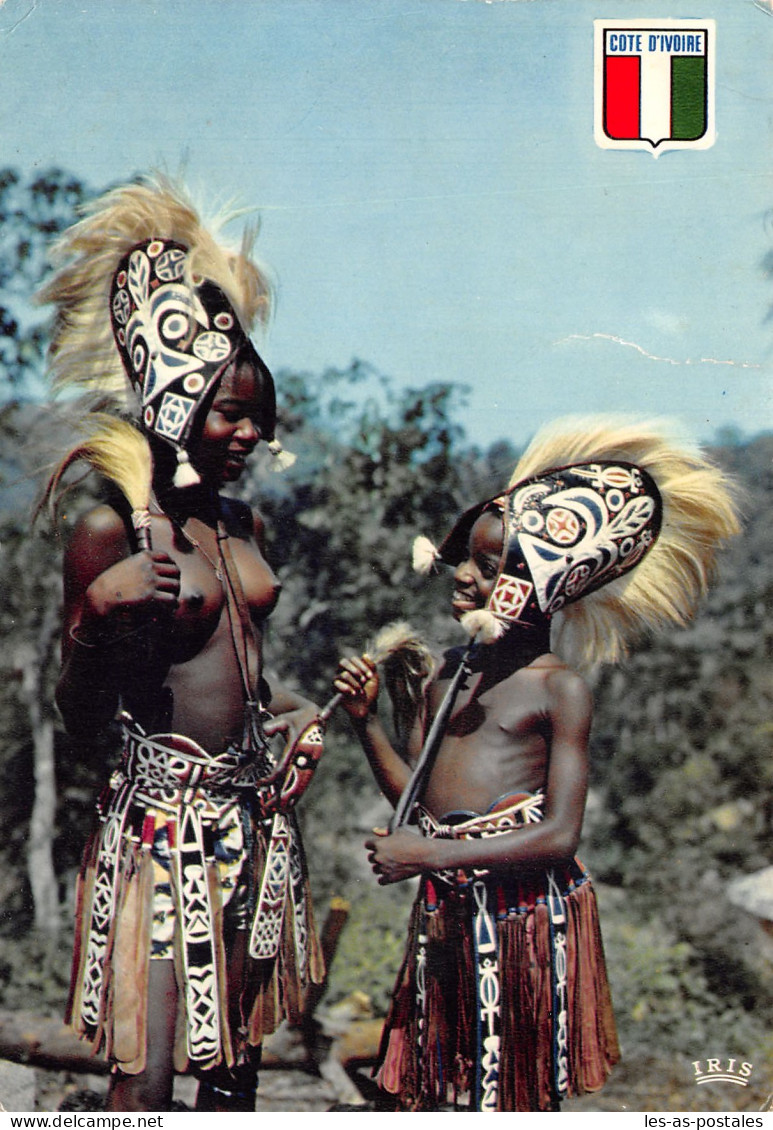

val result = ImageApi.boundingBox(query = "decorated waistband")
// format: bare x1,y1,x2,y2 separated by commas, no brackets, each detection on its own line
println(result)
79,736,313,1060
120,726,260,796
416,792,544,886
115,712,326,820
417,791,545,840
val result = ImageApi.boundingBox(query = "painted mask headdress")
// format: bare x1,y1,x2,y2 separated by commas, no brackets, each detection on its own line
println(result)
108,236,279,487
415,415,740,669
38,174,292,540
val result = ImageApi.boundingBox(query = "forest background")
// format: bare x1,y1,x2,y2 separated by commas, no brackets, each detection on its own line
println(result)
1,169,773,1110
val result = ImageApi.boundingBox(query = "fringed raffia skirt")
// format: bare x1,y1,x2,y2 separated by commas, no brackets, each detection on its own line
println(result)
375,794,620,1112
66,722,324,1077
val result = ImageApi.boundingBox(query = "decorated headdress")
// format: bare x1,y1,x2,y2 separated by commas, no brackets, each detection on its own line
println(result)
414,416,740,669
108,236,277,485
37,173,292,507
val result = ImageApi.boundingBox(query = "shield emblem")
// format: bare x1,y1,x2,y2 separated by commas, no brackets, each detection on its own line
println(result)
595,19,715,155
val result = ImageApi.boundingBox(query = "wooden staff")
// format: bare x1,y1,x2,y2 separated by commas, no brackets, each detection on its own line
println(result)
389,635,476,831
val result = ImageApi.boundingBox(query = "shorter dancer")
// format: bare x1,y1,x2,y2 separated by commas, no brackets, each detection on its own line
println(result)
335,416,739,1112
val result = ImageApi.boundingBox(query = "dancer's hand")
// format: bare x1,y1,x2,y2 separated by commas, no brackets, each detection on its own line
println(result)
78,552,181,640
364,826,429,884
264,701,319,749
333,655,379,720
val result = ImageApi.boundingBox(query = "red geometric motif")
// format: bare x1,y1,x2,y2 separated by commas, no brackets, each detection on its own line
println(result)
545,507,580,545
600,466,635,488
564,562,592,598
489,574,532,621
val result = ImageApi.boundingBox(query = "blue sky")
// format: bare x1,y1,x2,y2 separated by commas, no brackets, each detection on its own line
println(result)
1,0,771,449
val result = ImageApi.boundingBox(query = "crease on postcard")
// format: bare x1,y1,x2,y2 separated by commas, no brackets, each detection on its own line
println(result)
0,2,37,35
556,332,764,370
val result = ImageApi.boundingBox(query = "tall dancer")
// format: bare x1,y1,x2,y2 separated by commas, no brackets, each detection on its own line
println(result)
40,176,324,1111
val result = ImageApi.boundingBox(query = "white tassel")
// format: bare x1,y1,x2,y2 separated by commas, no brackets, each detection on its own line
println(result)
268,438,296,471
412,535,440,575
460,608,506,644
173,448,201,488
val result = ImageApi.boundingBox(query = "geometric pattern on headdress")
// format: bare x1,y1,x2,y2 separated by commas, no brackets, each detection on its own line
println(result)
36,173,273,428
110,239,250,450
37,173,297,501
488,574,533,621
503,414,741,668
433,414,740,668
504,461,661,619
440,460,662,635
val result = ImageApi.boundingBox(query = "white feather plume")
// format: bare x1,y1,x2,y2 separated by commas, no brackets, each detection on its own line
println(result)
459,608,506,644
35,172,272,409
412,535,440,575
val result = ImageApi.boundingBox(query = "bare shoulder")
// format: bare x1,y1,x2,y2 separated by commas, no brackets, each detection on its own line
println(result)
67,503,131,557
534,654,593,716
63,503,132,590
517,650,589,695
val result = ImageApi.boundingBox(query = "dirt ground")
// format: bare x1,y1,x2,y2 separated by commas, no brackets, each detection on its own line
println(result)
20,1052,773,1114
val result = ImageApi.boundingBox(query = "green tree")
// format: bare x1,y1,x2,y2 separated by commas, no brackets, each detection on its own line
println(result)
0,168,90,940
585,435,773,1046
0,168,89,399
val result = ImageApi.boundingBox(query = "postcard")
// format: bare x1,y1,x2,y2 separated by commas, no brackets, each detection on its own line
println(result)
0,0,770,1117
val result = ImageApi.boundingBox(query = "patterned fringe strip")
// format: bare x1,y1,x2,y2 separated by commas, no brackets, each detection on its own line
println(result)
375,870,620,1112
66,804,324,1075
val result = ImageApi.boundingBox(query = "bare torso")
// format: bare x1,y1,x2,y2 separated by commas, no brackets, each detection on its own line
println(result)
419,651,568,818
336,633,592,880
60,496,281,751
131,508,280,746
